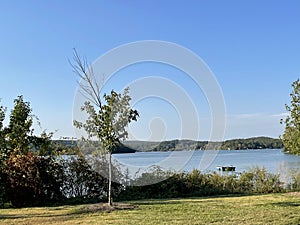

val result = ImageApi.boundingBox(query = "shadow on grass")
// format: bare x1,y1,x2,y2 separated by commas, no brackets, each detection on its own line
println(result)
69,203,138,215
0,205,78,220
0,203,139,220
127,193,255,205
269,202,300,207
129,200,183,206
0,213,72,220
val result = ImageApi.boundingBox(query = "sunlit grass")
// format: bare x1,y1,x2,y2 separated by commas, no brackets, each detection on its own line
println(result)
0,193,299,224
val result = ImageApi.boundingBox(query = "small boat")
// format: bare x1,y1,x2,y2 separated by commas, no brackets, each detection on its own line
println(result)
216,166,236,172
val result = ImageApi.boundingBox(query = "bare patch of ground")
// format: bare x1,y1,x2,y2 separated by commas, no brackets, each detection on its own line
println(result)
286,192,300,197
79,203,138,213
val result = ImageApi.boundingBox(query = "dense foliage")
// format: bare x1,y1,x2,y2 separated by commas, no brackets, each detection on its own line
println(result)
3,154,297,208
118,167,284,201
1,154,123,207
281,79,300,154
4,153,63,207
0,96,55,207
1,152,299,208
59,156,122,203
0,96,54,159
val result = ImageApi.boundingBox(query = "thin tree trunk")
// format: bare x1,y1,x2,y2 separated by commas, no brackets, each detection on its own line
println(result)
108,152,112,205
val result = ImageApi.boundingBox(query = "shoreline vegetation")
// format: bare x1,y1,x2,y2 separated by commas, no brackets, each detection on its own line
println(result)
1,153,300,208
54,136,283,154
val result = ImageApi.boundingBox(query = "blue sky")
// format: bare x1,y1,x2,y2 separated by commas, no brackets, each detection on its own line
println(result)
0,1,299,141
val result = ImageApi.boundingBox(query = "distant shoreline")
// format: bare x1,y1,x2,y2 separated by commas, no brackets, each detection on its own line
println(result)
53,136,283,154
123,136,283,152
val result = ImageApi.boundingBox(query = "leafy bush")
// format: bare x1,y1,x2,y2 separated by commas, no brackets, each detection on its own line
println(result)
4,152,63,207
238,167,282,193
2,154,123,207
288,170,300,191
0,170,8,208
59,156,122,204
118,167,284,201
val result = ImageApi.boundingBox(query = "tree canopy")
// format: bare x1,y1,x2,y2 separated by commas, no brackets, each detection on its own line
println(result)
281,79,300,154
6,96,33,155
0,96,53,162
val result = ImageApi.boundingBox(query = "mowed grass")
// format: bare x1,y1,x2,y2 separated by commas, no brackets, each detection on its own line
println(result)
0,193,300,225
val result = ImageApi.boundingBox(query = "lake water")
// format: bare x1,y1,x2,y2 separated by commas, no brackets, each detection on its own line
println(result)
113,149,300,178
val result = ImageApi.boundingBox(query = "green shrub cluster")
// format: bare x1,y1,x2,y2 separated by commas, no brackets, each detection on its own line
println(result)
0,155,122,208
4,152,63,207
118,167,284,201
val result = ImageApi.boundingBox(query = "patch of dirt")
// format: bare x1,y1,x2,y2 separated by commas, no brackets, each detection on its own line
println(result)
80,203,138,213
286,192,300,197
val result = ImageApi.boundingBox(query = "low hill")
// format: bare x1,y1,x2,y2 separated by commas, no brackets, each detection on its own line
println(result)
52,137,283,153
124,137,283,151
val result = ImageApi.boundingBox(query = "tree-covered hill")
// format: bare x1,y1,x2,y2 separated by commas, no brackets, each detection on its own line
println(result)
124,137,283,152
221,137,283,150
53,136,283,153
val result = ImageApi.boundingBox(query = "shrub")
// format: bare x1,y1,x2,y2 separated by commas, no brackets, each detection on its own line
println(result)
2,152,286,207
60,156,122,203
118,167,284,201
246,167,282,193
0,170,8,207
5,152,63,207
289,170,300,191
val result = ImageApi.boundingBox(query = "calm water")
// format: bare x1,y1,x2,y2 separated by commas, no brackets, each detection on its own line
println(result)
113,149,300,176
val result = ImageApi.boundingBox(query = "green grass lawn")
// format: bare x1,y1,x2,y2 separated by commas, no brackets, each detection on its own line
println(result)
0,193,300,225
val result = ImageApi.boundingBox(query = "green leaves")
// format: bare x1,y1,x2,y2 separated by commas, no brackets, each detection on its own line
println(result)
0,96,54,163
6,96,33,155
75,88,139,154
281,79,300,154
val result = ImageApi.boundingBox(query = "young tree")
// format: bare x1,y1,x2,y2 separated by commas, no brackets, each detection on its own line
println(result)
71,50,139,205
1,96,54,158
5,95,33,155
281,79,300,155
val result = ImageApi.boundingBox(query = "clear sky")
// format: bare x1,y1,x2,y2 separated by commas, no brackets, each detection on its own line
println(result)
0,1,299,141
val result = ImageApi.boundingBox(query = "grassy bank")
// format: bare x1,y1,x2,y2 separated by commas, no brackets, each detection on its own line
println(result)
0,193,299,225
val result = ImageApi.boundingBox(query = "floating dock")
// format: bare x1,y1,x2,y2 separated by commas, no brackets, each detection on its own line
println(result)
217,166,236,172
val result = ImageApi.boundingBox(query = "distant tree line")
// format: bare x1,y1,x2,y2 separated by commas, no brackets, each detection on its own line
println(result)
221,137,283,150
56,137,283,153
143,137,283,152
